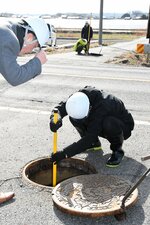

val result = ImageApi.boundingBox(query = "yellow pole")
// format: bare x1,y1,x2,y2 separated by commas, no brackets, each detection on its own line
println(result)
52,108,58,187
87,13,92,54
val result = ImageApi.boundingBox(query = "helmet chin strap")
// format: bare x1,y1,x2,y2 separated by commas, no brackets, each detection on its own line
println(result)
23,36,38,47
21,25,38,47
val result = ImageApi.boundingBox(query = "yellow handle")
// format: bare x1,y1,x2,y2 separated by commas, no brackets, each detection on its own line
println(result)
87,13,92,53
52,109,58,187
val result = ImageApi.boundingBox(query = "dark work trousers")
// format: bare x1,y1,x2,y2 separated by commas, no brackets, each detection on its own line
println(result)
69,116,132,152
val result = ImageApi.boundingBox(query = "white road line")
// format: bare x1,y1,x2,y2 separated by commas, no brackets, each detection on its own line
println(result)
135,120,150,126
0,106,49,115
0,106,150,126
44,64,150,74
42,72,150,83
0,72,150,83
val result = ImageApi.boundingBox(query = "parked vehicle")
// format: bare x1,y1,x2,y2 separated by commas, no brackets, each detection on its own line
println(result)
46,23,57,46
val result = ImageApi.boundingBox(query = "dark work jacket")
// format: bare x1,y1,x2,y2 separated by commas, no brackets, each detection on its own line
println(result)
54,86,134,158
81,25,93,41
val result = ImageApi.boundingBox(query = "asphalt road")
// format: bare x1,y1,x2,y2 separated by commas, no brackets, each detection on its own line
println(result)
0,39,150,225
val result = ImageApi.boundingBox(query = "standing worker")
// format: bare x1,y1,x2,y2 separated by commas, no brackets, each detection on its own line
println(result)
81,21,93,54
50,86,134,167
0,17,49,204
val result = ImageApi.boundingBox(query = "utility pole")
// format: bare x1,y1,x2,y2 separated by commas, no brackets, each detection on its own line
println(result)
98,0,104,45
146,5,150,63
147,5,150,43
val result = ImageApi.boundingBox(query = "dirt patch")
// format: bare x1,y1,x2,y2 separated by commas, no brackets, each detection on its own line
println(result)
45,42,99,55
107,52,150,67
46,46,73,54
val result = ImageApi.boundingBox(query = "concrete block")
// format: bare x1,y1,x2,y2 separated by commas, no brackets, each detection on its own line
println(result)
144,44,150,54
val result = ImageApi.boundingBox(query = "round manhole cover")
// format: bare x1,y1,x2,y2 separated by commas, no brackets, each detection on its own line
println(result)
52,174,138,218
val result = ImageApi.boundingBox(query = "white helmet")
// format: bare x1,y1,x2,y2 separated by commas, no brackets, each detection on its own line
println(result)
22,17,49,46
66,92,90,119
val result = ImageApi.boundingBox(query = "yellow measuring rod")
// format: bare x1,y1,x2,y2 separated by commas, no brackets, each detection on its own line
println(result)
52,109,58,187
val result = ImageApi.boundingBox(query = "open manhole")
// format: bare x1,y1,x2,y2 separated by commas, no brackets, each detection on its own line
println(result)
22,157,97,188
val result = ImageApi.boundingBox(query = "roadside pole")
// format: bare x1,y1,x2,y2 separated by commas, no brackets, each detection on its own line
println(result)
146,5,150,62
147,5,150,43
98,0,104,45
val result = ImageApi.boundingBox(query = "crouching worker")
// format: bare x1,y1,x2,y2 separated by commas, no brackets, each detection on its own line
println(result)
49,86,134,168
73,38,88,55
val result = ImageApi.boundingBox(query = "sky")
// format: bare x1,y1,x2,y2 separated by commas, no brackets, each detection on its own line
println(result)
0,0,149,15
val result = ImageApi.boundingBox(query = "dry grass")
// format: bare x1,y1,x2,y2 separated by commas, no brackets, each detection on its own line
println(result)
108,52,150,67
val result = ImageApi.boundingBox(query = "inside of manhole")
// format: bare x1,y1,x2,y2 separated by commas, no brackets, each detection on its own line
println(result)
22,157,97,187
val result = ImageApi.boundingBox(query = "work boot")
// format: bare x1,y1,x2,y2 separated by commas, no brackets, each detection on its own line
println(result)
106,149,124,168
86,140,102,151
0,192,15,204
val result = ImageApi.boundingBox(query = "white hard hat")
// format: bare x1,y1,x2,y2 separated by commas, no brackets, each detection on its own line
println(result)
66,92,90,119
22,17,49,46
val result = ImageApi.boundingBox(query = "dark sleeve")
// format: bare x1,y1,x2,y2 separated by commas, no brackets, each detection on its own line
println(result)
52,101,68,118
81,28,84,38
63,132,98,158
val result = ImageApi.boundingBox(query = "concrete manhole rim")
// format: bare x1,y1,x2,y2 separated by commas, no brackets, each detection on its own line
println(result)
22,156,51,189
52,174,138,217
22,156,97,189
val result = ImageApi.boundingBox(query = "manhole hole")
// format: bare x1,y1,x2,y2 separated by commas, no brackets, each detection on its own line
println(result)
22,157,97,189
